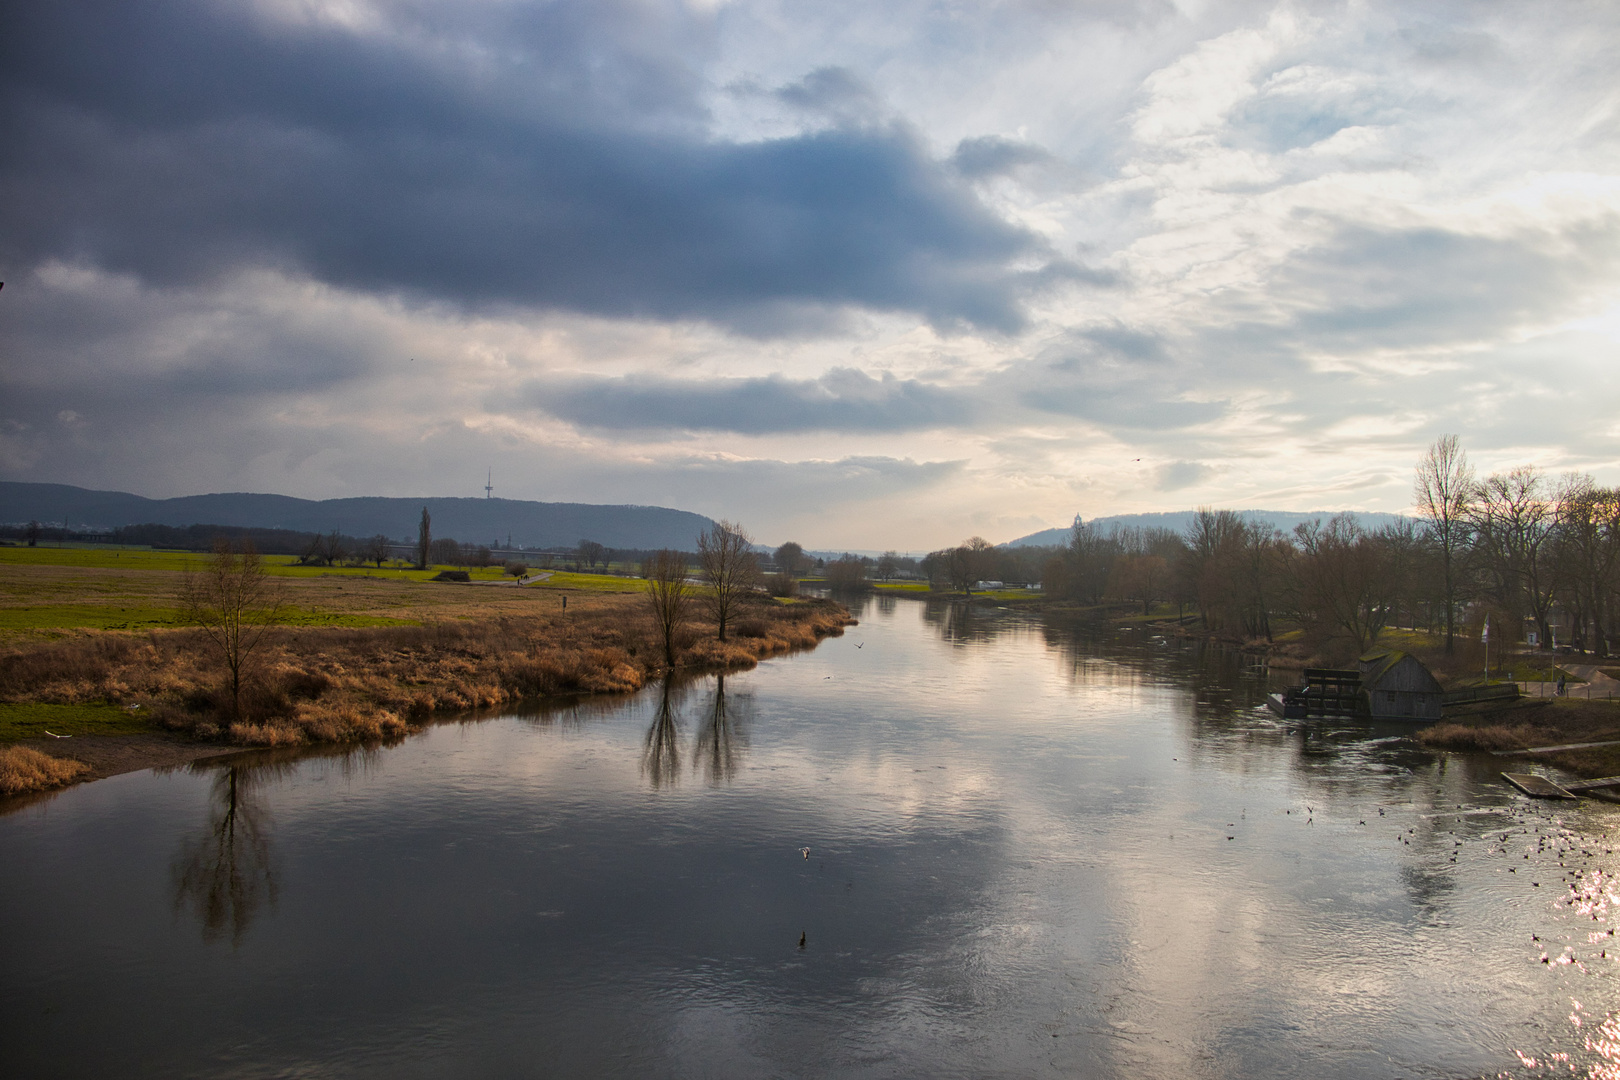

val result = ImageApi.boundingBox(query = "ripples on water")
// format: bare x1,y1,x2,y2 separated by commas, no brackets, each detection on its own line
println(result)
4,597,1620,1078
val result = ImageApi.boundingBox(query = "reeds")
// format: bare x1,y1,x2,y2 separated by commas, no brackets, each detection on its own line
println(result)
1416,722,1542,752
0,595,852,750
0,745,89,795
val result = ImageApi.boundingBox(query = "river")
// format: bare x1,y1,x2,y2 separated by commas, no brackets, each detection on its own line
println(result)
4,595,1618,1078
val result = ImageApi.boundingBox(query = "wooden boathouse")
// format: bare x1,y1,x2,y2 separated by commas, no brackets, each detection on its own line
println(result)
1269,649,1445,721
1357,648,1444,721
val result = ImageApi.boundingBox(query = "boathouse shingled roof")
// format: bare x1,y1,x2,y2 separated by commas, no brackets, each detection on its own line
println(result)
1358,648,1442,691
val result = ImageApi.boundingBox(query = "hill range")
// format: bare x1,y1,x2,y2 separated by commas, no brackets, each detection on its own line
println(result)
0,482,717,551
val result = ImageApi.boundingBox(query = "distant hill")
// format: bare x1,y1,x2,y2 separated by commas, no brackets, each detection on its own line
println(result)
1007,510,1410,548
0,482,717,551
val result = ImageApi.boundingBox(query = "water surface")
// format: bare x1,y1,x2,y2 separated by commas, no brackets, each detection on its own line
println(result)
5,598,1619,1078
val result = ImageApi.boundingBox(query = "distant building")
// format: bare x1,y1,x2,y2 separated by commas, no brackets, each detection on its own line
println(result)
1358,649,1444,721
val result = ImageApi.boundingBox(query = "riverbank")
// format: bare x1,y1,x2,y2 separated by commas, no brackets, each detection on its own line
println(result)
1416,698,1620,777
1,592,853,796
954,590,1620,778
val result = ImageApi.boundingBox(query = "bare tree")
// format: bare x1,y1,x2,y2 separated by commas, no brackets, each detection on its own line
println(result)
578,539,606,570
415,507,432,570
1108,553,1169,615
363,534,392,568
1066,523,1119,603
877,550,899,581
25,519,40,547
1472,465,1562,648
1291,515,1391,654
697,520,758,641
429,537,464,566
774,541,806,578
1556,476,1620,654
824,556,868,590
298,532,328,566
1414,435,1475,653
643,549,692,666
181,539,283,719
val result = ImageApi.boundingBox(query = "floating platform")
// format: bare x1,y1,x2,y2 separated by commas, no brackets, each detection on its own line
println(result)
1501,772,1578,799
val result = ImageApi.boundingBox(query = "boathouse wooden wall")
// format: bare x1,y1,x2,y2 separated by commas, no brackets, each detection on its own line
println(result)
1358,651,1443,721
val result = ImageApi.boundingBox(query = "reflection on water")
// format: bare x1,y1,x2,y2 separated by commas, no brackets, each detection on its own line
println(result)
693,674,749,786
641,677,683,788
6,594,1620,1078
171,763,279,944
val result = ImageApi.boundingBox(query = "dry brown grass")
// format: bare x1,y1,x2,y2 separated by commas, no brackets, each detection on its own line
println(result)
1417,722,1544,752
0,593,853,749
0,744,90,795
1416,699,1620,777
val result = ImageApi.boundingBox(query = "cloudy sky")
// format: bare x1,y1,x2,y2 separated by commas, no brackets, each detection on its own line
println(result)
2,0,1618,549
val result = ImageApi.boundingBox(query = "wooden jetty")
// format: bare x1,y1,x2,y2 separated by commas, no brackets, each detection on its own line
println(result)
1562,776,1620,794
1492,738,1620,756
1501,773,1578,799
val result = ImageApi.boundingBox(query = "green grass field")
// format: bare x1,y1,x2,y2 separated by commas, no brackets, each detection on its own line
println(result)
0,545,515,581
534,571,648,593
0,602,416,632
0,702,159,742
0,603,186,630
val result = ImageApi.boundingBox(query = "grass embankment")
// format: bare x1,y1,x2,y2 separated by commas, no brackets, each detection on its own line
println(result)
0,546,853,796
1,592,850,753
1418,698,1620,778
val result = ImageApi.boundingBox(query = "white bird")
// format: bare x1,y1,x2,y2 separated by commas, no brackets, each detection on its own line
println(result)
855,642,864,649
799,847,810,859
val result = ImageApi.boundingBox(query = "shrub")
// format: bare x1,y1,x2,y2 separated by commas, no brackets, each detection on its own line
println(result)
432,570,471,582
0,745,89,795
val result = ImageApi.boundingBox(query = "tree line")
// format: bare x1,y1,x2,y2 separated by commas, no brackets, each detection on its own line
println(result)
1017,436,1620,659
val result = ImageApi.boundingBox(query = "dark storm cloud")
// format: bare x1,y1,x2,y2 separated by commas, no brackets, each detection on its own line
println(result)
0,0,1059,333
951,136,1054,179
526,368,974,434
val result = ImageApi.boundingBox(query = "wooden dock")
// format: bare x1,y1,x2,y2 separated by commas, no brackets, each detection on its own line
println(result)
1492,738,1620,756
1562,776,1620,794
1501,772,1578,799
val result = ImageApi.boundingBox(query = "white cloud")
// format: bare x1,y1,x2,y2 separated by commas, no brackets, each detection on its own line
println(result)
3,0,1619,547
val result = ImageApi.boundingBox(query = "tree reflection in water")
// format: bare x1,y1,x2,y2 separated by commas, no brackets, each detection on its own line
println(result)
642,677,684,789
693,674,750,786
172,762,280,944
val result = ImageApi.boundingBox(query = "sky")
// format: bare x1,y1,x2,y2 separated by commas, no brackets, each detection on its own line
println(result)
2,0,1618,551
